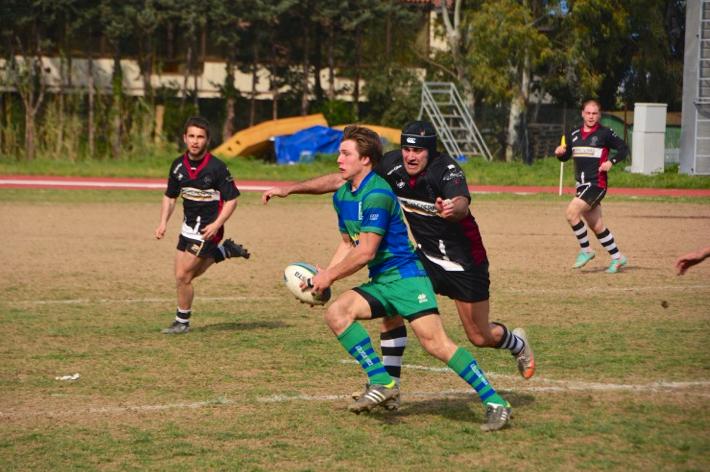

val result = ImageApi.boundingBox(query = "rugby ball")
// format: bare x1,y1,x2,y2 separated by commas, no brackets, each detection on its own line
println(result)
283,262,332,305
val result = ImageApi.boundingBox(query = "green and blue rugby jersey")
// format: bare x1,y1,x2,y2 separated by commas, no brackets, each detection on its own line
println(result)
333,171,427,282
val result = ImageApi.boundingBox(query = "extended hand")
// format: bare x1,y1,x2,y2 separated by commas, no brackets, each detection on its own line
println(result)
435,197,454,219
261,187,289,204
599,161,613,172
154,225,166,239
200,223,220,241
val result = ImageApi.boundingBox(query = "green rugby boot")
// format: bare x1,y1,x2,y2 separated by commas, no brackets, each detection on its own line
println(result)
573,250,595,269
606,255,628,274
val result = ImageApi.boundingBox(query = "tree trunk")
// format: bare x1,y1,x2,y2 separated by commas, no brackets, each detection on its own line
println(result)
327,24,335,101
271,70,279,120
313,26,323,103
250,44,259,126
301,24,310,116
223,60,236,139
440,0,476,114
505,57,530,162
271,41,279,120
154,104,165,144
88,53,95,158
57,59,65,156
111,51,123,159
193,71,199,114
353,31,361,120
182,45,192,110
24,107,35,161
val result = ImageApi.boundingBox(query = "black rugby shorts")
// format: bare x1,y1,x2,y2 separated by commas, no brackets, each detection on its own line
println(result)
576,183,606,208
418,251,490,302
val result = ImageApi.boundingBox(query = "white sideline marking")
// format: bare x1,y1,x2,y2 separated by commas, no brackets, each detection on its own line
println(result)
5,295,278,306
3,367,708,420
6,284,706,307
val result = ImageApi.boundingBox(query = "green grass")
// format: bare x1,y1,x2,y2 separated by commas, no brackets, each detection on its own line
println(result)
2,151,709,188
1,188,709,471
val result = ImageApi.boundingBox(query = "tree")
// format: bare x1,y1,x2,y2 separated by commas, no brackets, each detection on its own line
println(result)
466,0,552,161
100,0,135,158
209,0,249,138
2,1,52,160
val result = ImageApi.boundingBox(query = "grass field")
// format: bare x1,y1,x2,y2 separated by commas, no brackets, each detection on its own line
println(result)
1,189,709,471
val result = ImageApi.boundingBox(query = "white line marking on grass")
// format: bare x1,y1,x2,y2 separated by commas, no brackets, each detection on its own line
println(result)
5,295,278,306
0,398,235,419
4,374,708,420
10,284,701,307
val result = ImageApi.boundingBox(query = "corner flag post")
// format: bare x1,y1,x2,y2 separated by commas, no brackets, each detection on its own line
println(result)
558,135,566,196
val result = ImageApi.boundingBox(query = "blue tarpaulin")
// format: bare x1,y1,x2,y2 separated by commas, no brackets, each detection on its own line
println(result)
274,125,343,165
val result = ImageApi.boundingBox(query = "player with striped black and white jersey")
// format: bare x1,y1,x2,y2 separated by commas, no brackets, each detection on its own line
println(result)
155,116,250,334
261,121,536,410
556,99,629,273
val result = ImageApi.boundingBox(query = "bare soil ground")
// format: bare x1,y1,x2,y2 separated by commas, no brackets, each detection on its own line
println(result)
1,192,708,470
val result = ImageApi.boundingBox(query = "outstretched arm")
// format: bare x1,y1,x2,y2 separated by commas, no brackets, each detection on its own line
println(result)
675,246,710,275
261,173,345,204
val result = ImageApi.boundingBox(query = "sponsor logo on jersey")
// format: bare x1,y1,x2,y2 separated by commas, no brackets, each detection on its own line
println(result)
203,175,213,186
387,164,403,175
572,147,603,158
396,180,405,188
369,213,379,221
417,293,428,304
181,187,220,201
443,170,464,181
398,196,438,216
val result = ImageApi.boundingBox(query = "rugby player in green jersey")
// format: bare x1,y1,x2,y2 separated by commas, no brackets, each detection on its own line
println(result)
307,125,511,431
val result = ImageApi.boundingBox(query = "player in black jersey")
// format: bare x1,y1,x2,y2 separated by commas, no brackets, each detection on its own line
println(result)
262,121,535,404
154,116,250,334
555,100,629,273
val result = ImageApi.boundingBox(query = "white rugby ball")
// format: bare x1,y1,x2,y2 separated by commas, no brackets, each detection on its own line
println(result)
283,262,332,305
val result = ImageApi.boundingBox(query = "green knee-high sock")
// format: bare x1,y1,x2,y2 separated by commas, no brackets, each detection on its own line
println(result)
448,347,507,406
337,322,394,386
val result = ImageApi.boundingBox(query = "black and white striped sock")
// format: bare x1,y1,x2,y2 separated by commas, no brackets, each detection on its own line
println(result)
596,228,621,259
571,221,592,251
380,325,407,385
493,323,524,356
176,307,191,324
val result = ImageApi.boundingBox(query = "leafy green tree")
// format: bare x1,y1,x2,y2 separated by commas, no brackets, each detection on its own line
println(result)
466,0,552,161
1,0,54,160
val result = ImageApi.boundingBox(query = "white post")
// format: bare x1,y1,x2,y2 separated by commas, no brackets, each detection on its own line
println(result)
558,162,564,196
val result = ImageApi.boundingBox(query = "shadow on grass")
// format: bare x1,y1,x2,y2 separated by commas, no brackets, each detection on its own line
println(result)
360,391,536,425
193,320,291,332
